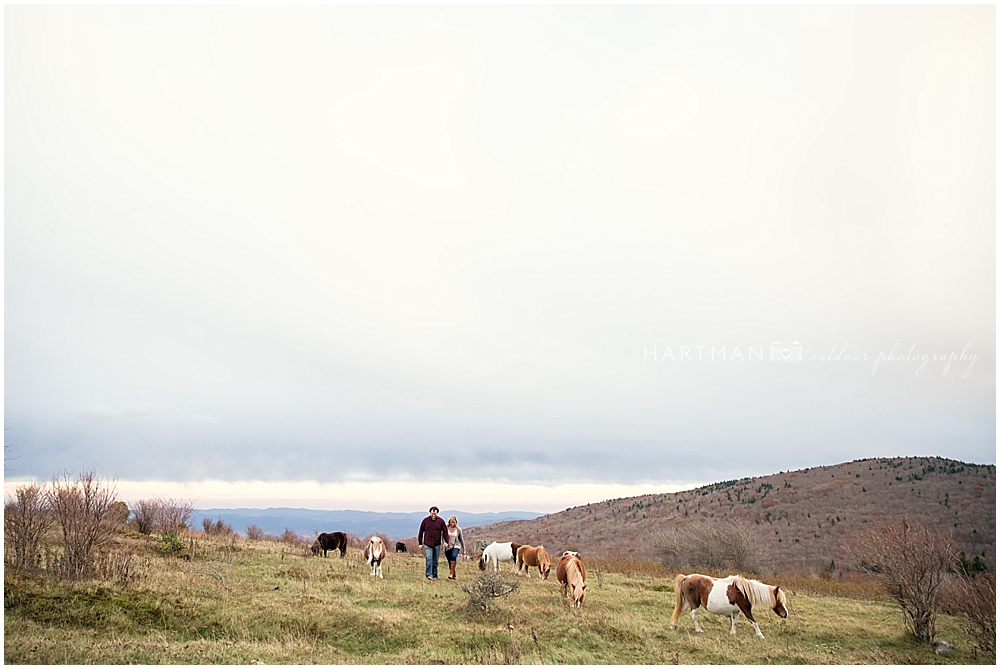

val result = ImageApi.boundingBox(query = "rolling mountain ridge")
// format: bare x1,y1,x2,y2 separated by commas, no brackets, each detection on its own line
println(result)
462,456,995,571
191,508,542,541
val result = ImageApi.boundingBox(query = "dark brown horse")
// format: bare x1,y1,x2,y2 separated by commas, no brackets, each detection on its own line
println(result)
311,531,348,558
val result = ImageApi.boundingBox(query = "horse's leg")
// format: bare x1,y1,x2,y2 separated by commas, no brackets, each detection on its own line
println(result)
377,561,384,579
691,609,703,633
730,611,739,635
734,599,764,639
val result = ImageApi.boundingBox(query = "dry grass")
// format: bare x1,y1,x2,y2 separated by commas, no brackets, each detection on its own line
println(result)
4,531,992,664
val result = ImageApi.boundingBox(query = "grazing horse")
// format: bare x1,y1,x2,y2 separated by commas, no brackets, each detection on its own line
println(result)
479,541,520,572
516,545,552,579
395,541,407,553
668,573,788,639
556,553,587,608
311,531,348,558
364,536,386,578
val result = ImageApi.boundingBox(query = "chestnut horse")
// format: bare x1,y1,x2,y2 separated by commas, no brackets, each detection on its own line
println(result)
556,553,587,608
516,545,552,579
668,573,787,639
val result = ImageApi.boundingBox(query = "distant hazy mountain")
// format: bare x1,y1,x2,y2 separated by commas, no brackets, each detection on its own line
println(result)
191,508,542,541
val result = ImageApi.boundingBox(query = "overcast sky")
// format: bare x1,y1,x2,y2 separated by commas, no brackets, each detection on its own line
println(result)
4,5,995,511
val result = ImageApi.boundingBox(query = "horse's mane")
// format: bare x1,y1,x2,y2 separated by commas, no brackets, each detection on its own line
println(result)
565,555,584,585
732,576,780,608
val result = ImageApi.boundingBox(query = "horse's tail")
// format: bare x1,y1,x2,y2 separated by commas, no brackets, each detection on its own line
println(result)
668,574,687,629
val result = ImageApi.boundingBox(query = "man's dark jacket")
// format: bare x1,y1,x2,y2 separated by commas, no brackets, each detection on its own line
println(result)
418,515,448,547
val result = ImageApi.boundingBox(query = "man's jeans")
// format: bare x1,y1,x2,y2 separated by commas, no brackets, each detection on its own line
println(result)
424,545,441,578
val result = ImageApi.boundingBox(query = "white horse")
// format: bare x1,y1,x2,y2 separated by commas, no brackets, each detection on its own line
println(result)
479,541,520,572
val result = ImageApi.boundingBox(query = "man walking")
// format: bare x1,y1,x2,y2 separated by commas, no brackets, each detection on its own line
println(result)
417,506,448,579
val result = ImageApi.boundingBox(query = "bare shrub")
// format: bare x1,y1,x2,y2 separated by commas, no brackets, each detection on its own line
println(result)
46,470,119,578
4,482,53,572
653,519,770,574
129,497,194,536
245,524,265,541
202,517,235,538
280,528,305,545
941,571,995,658
346,533,368,549
129,498,158,534
843,520,957,643
462,571,520,613
154,498,194,535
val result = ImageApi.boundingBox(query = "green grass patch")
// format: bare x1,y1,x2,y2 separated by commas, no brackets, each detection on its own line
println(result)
4,536,993,664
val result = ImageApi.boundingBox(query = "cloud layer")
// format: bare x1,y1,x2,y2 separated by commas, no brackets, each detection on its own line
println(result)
5,6,995,489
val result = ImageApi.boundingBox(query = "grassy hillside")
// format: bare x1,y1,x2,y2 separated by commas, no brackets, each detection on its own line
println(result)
4,534,991,664
464,457,995,570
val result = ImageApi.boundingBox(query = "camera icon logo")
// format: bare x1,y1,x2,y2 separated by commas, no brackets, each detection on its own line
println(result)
770,341,802,362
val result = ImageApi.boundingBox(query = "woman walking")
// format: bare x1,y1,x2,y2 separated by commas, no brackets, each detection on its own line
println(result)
443,516,466,580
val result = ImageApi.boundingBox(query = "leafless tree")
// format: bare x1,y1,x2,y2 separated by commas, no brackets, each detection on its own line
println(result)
4,482,52,572
844,519,957,643
653,519,771,574
46,470,119,578
245,524,265,541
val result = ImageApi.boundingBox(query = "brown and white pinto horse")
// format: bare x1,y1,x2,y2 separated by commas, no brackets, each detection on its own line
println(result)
556,553,587,608
363,536,386,579
668,574,787,639
516,545,552,579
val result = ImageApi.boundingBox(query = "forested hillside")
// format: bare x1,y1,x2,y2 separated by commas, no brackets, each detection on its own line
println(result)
464,457,995,571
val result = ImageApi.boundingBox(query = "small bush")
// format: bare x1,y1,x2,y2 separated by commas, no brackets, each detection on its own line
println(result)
159,534,185,554
153,498,194,536
130,497,194,536
653,519,770,574
129,498,158,535
46,470,119,578
106,501,130,530
844,520,956,642
941,571,995,658
203,517,234,538
4,482,52,572
246,524,265,541
462,572,520,613
279,528,305,546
